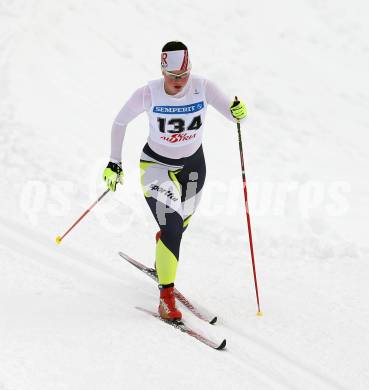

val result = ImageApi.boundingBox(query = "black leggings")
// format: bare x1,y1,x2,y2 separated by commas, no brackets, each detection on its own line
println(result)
140,143,206,286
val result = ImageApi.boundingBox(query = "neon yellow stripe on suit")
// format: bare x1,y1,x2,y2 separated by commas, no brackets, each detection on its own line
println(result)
139,161,157,197
168,169,181,194
183,215,192,228
156,239,178,285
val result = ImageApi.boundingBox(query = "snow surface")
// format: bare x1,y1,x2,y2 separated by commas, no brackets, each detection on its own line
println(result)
1,0,369,389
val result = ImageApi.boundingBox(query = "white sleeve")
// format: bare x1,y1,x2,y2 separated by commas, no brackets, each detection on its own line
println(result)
205,79,238,123
109,85,151,163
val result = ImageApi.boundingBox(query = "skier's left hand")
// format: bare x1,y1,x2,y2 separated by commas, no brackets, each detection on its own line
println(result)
230,99,247,120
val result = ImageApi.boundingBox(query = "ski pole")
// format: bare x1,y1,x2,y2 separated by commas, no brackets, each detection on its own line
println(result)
55,188,110,244
234,97,263,316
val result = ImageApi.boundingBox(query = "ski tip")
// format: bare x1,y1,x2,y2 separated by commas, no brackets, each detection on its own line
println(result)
217,339,227,350
209,316,217,325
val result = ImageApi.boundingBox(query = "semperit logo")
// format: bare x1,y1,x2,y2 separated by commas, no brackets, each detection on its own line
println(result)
153,101,204,114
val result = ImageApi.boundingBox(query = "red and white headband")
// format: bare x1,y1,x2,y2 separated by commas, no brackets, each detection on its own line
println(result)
161,49,191,72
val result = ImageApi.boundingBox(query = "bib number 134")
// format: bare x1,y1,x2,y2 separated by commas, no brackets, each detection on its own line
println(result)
157,115,202,134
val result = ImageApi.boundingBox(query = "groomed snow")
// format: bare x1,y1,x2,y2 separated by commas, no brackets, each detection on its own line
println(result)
0,1,368,389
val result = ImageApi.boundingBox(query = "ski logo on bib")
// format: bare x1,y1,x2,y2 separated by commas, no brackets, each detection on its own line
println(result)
153,101,204,114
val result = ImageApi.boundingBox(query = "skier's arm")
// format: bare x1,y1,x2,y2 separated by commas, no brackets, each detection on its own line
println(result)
110,85,151,163
205,79,247,122
104,85,151,191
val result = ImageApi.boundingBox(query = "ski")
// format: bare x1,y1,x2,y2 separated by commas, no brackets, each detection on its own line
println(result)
136,306,226,351
118,251,217,324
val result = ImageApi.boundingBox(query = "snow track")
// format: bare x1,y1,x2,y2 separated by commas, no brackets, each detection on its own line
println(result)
0,217,358,389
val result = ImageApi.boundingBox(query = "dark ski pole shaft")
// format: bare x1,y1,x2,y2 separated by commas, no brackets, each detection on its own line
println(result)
55,189,110,244
234,96,262,316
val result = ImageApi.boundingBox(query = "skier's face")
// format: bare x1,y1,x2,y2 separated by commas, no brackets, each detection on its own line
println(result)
163,69,190,95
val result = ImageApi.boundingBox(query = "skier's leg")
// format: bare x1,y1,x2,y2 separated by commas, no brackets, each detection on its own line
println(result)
177,146,206,233
146,197,183,285
140,159,186,320
139,145,205,321
140,159,184,287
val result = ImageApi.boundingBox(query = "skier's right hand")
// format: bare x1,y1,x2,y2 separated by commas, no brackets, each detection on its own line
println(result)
103,161,124,192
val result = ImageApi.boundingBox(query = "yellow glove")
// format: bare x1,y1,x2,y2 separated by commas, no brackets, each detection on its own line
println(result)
230,98,247,120
103,161,124,192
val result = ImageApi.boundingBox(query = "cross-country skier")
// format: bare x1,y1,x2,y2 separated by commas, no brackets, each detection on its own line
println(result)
103,41,247,321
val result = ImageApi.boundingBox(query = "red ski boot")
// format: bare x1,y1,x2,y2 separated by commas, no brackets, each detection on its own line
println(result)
155,230,161,243
158,286,182,321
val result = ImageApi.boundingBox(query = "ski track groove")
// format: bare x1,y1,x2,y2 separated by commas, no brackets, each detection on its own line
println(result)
224,325,348,390
0,215,348,389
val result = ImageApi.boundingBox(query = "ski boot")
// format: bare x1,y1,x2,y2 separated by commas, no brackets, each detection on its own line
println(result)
158,285,182,321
